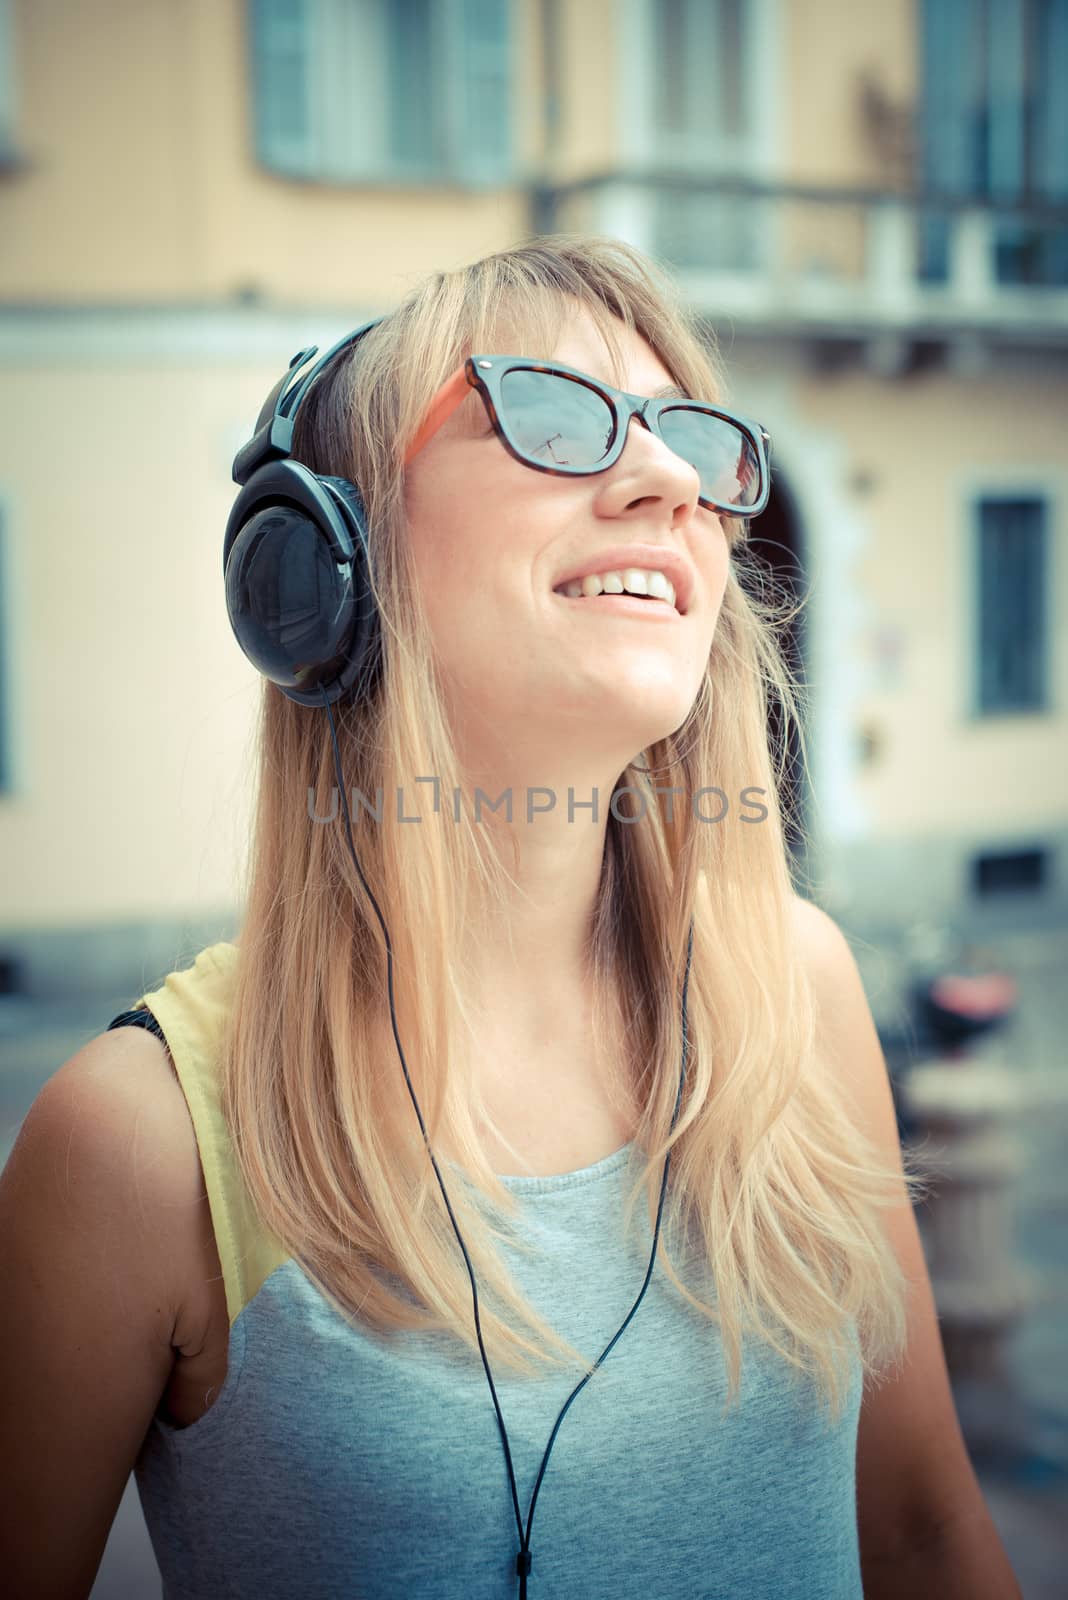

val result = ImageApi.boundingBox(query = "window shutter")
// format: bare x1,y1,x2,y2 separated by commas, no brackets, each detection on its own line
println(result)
919,0,982,278
1035,0,1068,201
0,0,15,162
1033,0,1068,282
649,0,760,271
387,0,437,174
250,0,315,176
250,0,512,185
441,0,514,183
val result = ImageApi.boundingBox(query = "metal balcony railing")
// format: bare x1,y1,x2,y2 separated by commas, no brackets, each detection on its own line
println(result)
531,171,1068,349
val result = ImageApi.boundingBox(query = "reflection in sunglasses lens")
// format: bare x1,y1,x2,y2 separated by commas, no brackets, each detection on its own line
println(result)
498,369,760,510
659,408,761,509
499,370,616,466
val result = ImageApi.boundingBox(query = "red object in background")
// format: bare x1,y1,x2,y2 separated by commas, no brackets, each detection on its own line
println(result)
928,973,1019,1019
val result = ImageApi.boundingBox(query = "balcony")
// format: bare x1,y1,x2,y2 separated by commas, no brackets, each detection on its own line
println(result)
532,172,1068,360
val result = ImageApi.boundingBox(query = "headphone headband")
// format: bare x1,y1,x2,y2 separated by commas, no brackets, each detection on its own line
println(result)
232,318,386,487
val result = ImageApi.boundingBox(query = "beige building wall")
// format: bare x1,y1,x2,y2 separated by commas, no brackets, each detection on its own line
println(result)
796,359,1068,833
1,0,603,307
783,0,918,281
788,0,916,188
6,0,922,304
0,353,270,924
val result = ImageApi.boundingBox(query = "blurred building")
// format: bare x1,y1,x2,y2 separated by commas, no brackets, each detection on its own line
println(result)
0,0,1066,1002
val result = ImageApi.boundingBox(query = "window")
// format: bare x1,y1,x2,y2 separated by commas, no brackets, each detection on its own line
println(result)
249,0,514,186
919,0,1068,286
973,496,1050,714
654,0,746,151
972,847,1048,894
648,0,766,271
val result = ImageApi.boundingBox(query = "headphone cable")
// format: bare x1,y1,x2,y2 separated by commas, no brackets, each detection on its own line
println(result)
319,686,693,1596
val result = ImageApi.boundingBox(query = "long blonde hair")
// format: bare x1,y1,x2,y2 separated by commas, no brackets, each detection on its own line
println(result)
223,233,921,1423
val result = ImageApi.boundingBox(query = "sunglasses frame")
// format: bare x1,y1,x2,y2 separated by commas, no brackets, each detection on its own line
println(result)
405,354,772,519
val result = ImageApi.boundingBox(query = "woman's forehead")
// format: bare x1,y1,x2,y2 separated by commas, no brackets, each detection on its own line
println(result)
475,297,668,390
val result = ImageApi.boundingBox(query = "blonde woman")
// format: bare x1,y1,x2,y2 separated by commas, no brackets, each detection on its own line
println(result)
1,237,1019,1598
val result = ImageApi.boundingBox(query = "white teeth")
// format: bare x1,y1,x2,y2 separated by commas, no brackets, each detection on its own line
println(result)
557,568,678,609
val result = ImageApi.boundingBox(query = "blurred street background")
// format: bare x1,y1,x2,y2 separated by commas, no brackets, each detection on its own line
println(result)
1,0,1066,1593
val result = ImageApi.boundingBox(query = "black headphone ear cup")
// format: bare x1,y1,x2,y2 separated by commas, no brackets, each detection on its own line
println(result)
224,503,359,700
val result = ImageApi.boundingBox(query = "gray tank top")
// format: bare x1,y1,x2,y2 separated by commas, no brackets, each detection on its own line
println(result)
119,944,865,1599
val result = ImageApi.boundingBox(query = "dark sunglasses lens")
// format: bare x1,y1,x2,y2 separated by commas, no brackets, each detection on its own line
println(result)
658,408,762,509
498,369,616,467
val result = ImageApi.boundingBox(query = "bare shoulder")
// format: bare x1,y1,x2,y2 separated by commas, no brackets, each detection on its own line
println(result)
39,1020,199,1182
15,1022,209,1341
789,894,871,1024
0,1024,213,1592
788,892,855,975
787,892,889,1121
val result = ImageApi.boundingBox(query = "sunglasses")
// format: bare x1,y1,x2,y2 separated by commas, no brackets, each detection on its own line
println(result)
404,354,772,519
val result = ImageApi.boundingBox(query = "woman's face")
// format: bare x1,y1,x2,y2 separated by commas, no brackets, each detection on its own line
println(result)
402,304,731,780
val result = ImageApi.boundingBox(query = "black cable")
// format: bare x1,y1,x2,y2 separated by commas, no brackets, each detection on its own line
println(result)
319,684,694,1596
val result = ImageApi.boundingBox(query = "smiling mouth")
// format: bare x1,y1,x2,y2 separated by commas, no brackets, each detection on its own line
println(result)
552,590,680,617
551,569,684,614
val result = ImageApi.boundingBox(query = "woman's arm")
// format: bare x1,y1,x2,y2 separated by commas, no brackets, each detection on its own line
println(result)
0,1027,201,1598
791,896,1022,1598
859,1498,1023,1600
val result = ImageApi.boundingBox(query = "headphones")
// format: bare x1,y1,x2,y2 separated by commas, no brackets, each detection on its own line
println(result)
223,318,386,708
222,318,694,1597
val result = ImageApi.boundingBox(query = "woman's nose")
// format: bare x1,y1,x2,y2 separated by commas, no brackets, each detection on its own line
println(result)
613,411,702,514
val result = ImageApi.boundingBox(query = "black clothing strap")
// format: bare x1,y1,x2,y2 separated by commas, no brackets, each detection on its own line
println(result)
107,1006,169,1048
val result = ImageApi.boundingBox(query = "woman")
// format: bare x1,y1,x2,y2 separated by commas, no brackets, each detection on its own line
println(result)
1,236,1019,1598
